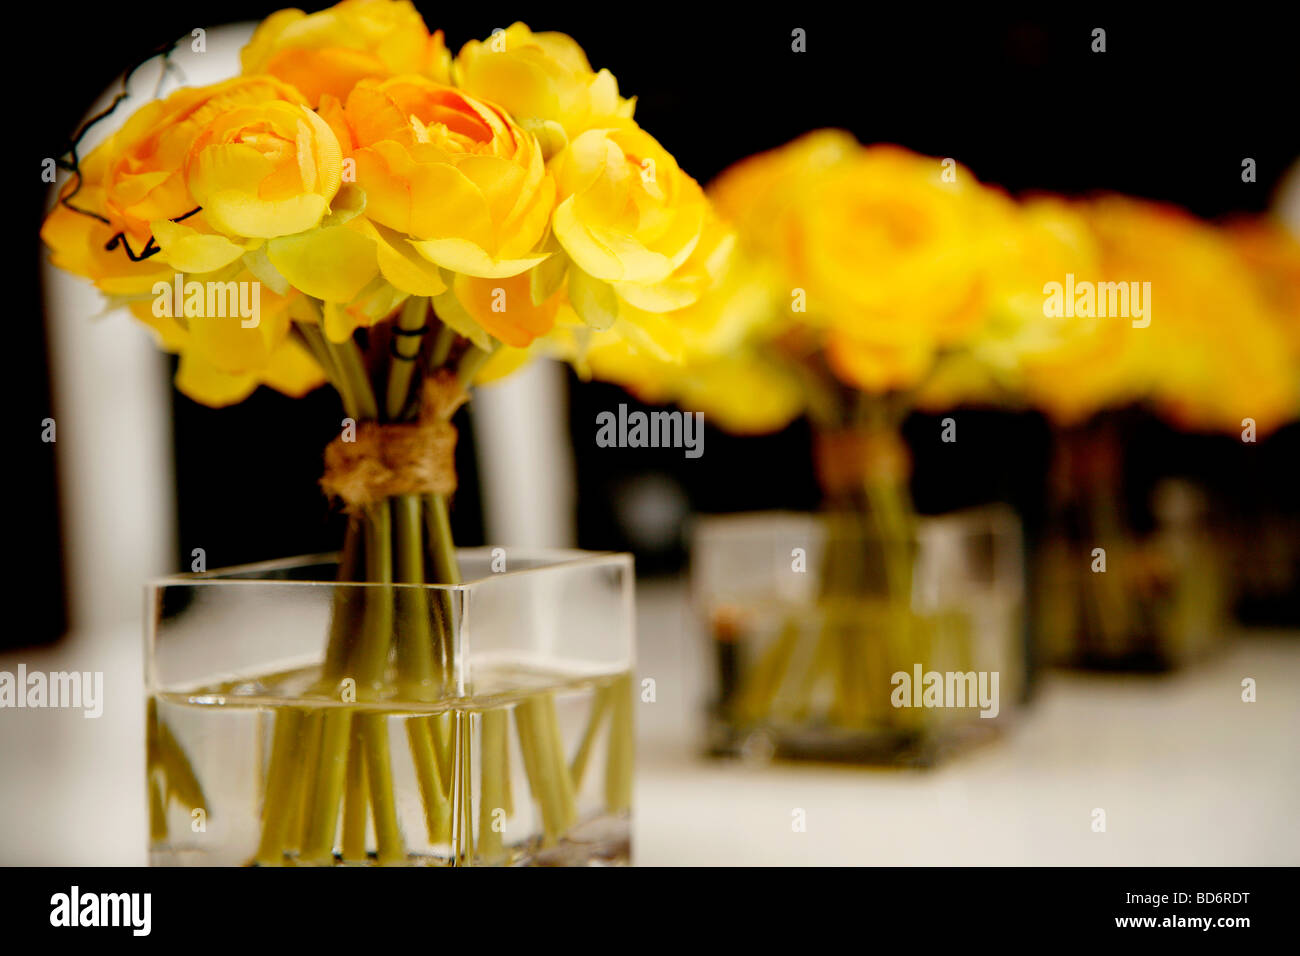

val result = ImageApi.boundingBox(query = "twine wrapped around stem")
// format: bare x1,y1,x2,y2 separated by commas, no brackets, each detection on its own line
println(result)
813,426,912,497
320,371,468,512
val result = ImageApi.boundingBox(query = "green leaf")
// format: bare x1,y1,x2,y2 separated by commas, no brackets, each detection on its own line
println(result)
529,238,569,306
568,266,620,331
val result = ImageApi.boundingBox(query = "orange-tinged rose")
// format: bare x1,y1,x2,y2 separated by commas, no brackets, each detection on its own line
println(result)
241,0,451,107
41,77,309,289
184,100,343,239
344,76,555,278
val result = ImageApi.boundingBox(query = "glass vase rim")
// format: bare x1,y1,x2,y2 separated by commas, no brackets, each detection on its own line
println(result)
689,502,1021,536
148,547,634,592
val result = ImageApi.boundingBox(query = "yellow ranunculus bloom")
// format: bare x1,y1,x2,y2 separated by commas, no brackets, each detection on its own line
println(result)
41,76,310,292
129,271,325,407
455,22,634,147
551,120,709,288
241,0,451,107
185,100,343,239
710,133,1017,396
1225,217,1300,361
918,196,1110,417
709,129,858,270
344,75,555,278
798,147,1015,352
539,214,802,432
1017,196,1297,434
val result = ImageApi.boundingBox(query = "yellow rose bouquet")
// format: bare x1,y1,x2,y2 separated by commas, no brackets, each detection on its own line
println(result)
558,129,1298,758
540,131,1031,763
41,0,711,865
970,197,1300,670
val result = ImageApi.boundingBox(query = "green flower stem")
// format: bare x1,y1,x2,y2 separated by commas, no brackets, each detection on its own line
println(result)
299,708,352,863
148,772,168,843
569,687,613,789
604,674,635,813
477,709,509,862
246,312,602,864
393,496,436,692
301,502,399,864
514,693,574,846
451,714,475,866
340,724,369,862
253,708,305,865
385,297,429,421
286,712,322,853
350,504,394,689
359,713,403,864
407,717,452,844
735,618,800,724
320,517,363,684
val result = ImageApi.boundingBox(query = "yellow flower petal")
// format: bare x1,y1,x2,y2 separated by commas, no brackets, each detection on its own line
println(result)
267,225,379,302
411,237,550,278
151,220,251,274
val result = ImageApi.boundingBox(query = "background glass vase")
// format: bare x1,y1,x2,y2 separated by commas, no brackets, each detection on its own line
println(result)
692,507,1025,767
1036,417,1229,671
146,550,634,866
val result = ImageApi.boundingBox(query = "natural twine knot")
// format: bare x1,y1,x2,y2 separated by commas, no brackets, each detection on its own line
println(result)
813,427,912,496
320,372,468,513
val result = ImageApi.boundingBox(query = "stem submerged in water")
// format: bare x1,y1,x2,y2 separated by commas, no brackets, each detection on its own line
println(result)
238,311,625,866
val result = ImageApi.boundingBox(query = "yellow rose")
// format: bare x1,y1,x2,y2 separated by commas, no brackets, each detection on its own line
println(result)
798,146,1014,351
241,0,451,107
1022,197,1297,433
344,75,555,278
541,216,804,433
610,217,774,361
551,120,708,288
710,133,1016,395
455,22,634,145
129,271,325,407
41,77,309,290
919,196,1107,416
1000,197,1140,424
709,129,857,268
185,100,343,239
1225,218,1300,360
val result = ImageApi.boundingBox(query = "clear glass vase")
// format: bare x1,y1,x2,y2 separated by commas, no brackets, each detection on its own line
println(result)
692,506,1025,766
1037,476,1228,671
146,549,635,866
1037,417,1229,670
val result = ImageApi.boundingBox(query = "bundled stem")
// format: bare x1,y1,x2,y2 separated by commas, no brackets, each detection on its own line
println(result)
722,392,932,738
245,298,632,866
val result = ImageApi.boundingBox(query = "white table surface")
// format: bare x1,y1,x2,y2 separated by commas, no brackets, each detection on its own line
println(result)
2,577,1297,866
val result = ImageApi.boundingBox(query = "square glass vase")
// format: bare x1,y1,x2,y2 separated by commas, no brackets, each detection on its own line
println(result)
1037,478,1228,672
146,549,635,866
692,506,1025,767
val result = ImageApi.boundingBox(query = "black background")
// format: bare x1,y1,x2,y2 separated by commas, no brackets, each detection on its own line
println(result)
17,5,1300,645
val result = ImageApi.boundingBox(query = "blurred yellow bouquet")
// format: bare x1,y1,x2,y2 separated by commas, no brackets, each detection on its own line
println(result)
585,128,1300,751
42,0,713,864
